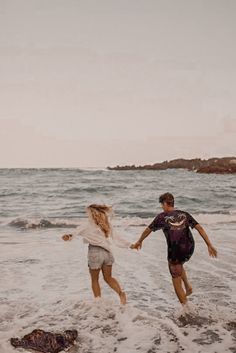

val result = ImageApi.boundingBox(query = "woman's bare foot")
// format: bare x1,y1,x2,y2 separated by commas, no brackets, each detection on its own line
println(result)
185,286,193,296
119,291,127,305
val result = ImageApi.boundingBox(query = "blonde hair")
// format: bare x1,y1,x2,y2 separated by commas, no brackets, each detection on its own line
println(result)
87,204,112,238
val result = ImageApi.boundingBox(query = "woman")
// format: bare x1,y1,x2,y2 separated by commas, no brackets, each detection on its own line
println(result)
62,204,131,305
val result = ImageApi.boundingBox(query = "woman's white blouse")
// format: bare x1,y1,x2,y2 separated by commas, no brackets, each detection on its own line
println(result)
74,222,131,254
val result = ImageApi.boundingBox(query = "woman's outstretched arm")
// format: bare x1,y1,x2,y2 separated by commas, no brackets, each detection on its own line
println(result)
62,225,83,241
62,234,74,241
111,228,132,248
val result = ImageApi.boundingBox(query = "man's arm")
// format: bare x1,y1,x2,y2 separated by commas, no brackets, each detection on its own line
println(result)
194,224,217,257
131,227,152,250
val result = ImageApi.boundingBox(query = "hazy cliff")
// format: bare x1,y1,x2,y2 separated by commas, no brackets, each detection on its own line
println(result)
108,157,236,174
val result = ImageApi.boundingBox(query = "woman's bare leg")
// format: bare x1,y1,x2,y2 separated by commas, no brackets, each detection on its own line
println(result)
102,265,126,305
89,269,101,298
181,267,193,296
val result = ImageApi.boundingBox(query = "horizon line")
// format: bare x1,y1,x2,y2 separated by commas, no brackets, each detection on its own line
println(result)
0,156,235,169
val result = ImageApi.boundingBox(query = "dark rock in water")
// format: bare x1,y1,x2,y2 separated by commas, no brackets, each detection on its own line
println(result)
10,329,78,353
108,157,236,174
196,160,236,174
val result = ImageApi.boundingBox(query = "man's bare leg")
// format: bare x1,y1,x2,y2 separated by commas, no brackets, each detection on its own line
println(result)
102,265,126,305
181,267,193,296
89,269,101,298
172,276,187,304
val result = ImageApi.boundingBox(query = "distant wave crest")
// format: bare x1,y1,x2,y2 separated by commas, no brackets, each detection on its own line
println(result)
8,218,79,230
5,211,236,230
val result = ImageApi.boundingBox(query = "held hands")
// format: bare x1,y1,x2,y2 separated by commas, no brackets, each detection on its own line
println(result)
130,241,142,250
208,244,217,258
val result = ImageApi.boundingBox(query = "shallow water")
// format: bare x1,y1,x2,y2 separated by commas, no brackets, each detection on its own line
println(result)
0,169,236,352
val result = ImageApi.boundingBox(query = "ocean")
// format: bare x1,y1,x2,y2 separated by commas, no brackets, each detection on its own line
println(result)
0,168,236,353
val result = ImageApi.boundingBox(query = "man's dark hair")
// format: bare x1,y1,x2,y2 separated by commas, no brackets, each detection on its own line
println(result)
159,192,174,206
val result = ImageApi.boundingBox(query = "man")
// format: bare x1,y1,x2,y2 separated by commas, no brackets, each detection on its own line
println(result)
131,193,217,305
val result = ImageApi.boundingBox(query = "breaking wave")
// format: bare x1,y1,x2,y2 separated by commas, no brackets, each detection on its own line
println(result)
8,218,80,230
4,211,236,230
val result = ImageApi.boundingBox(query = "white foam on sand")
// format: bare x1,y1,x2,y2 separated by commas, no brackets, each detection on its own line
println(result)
0,223,236,353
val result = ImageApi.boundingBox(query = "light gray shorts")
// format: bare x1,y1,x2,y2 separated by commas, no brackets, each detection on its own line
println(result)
88,245,114,270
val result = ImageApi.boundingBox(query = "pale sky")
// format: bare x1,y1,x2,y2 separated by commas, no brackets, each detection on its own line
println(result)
0,0,235,167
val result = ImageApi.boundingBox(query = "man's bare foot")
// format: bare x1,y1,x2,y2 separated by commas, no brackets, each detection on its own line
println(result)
185,286,193,296
119,291,127,305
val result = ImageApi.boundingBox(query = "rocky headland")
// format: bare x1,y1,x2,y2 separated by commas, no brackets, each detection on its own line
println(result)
108,157,236,174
